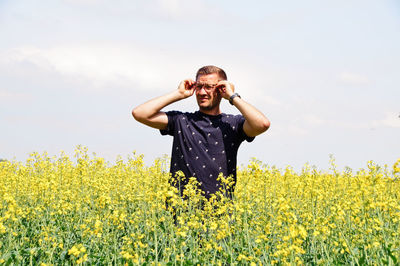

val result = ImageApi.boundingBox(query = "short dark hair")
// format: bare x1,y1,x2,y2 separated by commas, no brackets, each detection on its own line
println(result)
196,65,227,81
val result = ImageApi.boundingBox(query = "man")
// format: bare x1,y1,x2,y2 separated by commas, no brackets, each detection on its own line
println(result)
132,65,270,198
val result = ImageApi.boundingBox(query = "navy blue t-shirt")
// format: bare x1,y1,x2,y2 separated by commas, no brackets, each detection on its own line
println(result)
160,110,254,197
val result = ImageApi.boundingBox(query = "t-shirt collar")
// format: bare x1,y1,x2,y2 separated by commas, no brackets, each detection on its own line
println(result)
196,110,223,119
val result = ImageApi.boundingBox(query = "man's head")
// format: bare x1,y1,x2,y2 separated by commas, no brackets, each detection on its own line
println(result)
195,65,227,113
195,65,227,81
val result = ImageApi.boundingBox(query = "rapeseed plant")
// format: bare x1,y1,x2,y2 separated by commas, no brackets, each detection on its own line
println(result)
0,147,399,264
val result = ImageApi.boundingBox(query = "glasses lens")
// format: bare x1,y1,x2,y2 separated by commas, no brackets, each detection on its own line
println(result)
195,83,216,91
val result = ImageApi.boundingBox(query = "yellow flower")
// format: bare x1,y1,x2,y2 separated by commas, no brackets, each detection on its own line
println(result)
372,242,380,248
0,223,6,234
237,254,247,261
68,246,80,257
76,254,88,264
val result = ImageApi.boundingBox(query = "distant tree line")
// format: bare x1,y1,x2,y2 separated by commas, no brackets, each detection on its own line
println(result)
0,158,6,162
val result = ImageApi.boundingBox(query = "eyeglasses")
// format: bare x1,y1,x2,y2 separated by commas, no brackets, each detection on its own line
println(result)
194,82,218,91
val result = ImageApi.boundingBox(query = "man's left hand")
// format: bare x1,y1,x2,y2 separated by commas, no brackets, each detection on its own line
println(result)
216,81,235,100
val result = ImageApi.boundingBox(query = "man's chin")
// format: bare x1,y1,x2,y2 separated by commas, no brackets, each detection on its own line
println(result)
197,101,208,108
197,100,220,112
198,103,211,110
199,105,219,113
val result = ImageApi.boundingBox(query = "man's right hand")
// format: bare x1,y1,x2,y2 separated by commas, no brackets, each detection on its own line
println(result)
178,79,196,99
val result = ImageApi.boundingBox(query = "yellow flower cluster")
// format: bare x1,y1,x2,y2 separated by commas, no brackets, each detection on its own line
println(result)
393,158,400,176
68,244,88,264
0,146,399,264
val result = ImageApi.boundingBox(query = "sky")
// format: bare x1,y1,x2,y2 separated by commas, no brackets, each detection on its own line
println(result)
1,0,399,171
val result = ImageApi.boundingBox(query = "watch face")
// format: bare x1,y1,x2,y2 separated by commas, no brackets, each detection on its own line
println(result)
229,93,240,105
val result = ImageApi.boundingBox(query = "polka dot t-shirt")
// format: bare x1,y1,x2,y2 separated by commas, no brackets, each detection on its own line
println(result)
160,110,254,197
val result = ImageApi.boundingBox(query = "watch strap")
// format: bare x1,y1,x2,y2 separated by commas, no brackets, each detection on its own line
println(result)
229,93,241,105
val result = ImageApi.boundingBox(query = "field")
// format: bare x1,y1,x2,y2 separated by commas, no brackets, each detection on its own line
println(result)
1,146,400,265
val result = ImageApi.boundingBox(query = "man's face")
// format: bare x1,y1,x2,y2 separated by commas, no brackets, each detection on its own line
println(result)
195,73,222,111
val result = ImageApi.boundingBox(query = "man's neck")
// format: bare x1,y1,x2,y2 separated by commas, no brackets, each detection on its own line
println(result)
198,107,222,116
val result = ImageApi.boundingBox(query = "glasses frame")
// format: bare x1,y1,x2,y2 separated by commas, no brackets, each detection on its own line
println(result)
194,82,219,92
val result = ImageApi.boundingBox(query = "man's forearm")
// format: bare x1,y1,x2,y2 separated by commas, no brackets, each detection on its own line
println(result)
132,90,183,121
231,97,270,137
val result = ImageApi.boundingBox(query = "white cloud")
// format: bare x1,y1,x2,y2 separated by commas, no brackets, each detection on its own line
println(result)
266,123,309,137
231,68,283,106
1,43,287,102
246,89,281,106
1,44,196,91
157,0,180,16
372,112,400,128
304,114,325,126
59,0,212,22
0,90,32,103
287,125,308,136
153,0,212,20
339,72,370,85
64,0,101,4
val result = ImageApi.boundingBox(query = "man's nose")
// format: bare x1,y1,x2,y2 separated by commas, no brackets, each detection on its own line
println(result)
197,87,207,94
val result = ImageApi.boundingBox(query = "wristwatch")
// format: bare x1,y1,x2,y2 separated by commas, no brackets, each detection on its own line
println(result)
229,93,241,105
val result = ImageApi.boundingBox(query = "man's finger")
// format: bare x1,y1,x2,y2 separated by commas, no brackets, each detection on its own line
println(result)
216,84,225,90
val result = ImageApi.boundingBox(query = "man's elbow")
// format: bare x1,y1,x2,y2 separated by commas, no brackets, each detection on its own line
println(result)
248,119,270,137
131,108,144,122
257,118,270,134
263,119,271,132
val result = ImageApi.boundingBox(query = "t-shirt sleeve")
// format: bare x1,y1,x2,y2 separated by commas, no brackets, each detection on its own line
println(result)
160,111,181,136
236,115,255,143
